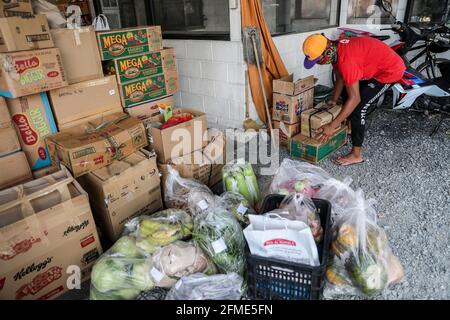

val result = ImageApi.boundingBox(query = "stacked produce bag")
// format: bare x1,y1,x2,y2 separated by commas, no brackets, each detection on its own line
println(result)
269,159,404,297
89,166,248,300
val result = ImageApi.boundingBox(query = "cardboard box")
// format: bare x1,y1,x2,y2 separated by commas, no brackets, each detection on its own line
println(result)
0,151,32,189
0,97,21,157
126,95,174,122
273,91,314,124
32,163,60,179
0,167,102,300
272,74,315,124
158,128,225,188
57,107,123,131
149,108,207,163
273,120,300,147
7,93,58,170
0,0,33,18
0,48,67,98
0,14,53,52
97,26,163,61
48,75,122,128
290,126,348,164
78,150,162,241
273,74,315,96
106,48,177,84
45,113,148,177
119,71,179,108
300,102,342,138
51,26,103,84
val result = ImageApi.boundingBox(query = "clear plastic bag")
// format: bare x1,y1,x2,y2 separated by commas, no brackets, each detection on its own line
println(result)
324,190,404,297
214,192,257,226
222,160,261,208
149,241,217,288
164,166,215,216
193,208,246,276
268,193,323,243
90,235,154,300
124,209,194,254
269,159,331,197
165,273,243,300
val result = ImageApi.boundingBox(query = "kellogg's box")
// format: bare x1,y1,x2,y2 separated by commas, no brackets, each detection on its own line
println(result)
120,71,179,108
0,48,67,98
97,26,163,61
7,93,58,170
105,47,177,84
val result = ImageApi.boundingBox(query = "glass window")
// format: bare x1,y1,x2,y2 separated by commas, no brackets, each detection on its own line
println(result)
150,0,230,39
347,0,399,24
406,0,450,27
94,0,231,40
262,0,341,36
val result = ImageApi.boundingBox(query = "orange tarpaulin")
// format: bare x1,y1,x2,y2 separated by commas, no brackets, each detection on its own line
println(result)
241,0,289,125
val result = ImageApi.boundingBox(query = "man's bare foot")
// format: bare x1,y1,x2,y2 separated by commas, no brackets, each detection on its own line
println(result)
333,153,365,166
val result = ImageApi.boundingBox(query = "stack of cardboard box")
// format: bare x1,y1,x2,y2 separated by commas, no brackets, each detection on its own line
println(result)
0,12,66,188
272,74,348,163
272,74,315,147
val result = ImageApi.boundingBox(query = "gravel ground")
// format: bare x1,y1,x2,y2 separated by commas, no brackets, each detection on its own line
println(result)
59,108,450,300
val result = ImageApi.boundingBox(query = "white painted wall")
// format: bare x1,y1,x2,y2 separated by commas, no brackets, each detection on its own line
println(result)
167,0,449,128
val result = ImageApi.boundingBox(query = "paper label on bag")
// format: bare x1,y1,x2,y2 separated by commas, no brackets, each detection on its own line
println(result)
175,280,183,290
109,89,116,95
211,238,227,254
237,203,248,215
197,200,209,210
150,267,164,282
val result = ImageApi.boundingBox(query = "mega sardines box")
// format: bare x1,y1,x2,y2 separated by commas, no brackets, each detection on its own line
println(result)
97,26,163,61
0,48,67,98
7,93,58,170
45,113,148,177
105,48,177,84
0,167,103,300
120,71,179,108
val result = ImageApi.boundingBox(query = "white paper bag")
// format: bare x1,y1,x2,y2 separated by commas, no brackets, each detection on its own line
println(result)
244,214,320,266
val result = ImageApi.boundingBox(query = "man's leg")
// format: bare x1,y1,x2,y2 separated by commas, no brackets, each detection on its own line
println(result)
335,80,391,165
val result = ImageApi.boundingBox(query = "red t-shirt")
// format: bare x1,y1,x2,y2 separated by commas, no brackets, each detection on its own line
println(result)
333,36,406,86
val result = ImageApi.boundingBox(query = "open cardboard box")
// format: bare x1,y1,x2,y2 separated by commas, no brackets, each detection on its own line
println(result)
148,108,208,163
0,166,102,300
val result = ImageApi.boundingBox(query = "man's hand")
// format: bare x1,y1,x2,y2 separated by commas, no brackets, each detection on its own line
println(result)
316,123,336,143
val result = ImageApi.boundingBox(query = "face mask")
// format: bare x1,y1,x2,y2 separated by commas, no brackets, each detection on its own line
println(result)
317,42,337,65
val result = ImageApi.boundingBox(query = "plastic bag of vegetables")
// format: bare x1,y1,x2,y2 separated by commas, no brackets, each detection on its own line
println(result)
269,159,331,197
193,208,246,276
124,209,194,254
165,273,243,300
324,190,404,297
222,160,260,208
164,166,216,216
316,177,377,223
149,241,217,288
214,192,256,226
267,193,323,243
90,236,155,300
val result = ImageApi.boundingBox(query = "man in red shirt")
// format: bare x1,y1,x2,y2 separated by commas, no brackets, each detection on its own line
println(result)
303,34,406,165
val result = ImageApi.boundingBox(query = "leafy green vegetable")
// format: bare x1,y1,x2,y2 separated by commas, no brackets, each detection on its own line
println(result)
193,208,246,276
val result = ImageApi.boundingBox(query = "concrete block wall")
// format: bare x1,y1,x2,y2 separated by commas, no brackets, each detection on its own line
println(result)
164,39,251,129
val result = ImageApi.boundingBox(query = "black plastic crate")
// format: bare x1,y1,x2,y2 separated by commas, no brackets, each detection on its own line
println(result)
246,194,332,300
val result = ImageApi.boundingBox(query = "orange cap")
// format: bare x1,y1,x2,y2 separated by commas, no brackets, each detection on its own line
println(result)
303,34,328,60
